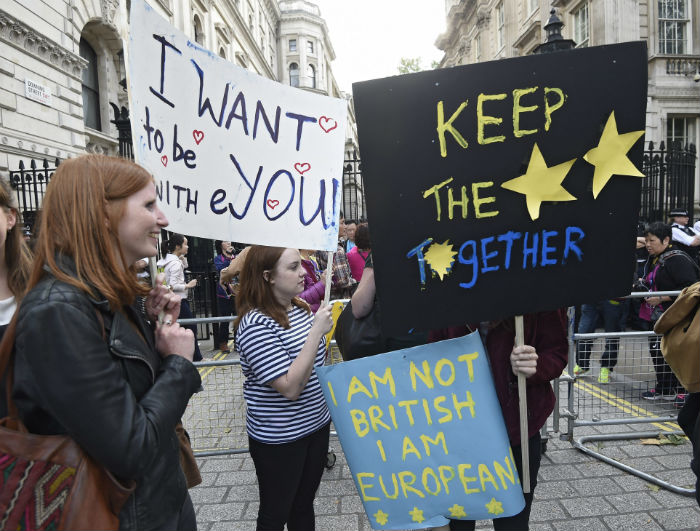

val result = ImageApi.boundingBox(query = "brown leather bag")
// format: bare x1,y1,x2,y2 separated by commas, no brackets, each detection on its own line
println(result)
0,314,136,530
175,422,202,488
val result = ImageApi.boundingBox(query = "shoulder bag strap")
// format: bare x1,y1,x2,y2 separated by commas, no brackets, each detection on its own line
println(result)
1,312,21,420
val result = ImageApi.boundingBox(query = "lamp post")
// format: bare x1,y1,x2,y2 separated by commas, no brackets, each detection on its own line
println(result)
533,8,576,54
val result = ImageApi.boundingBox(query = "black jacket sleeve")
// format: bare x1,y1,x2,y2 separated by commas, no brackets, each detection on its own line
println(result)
13,296,201,480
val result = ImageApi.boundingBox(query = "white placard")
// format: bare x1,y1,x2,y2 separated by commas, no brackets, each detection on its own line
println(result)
25,79,52,106
128,0,346,250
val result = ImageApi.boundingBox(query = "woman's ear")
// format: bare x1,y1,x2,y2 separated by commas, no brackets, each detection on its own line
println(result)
5,209,16,232
263,270,272,283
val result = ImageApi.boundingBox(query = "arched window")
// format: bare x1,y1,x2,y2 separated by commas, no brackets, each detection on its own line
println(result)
307,64,316,89
194,15,204,45
79,37,101,131
219,47,226,59
289,62,299,87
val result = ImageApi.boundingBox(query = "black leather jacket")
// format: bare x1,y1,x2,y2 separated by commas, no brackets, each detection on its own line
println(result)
11,267,201,531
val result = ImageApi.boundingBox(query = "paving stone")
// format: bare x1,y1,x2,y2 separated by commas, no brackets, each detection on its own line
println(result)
612,473,654,492
650,507,700,530
541,448,593,464
604,491,662,512
242,500,259,520
648,487,700,508
314,495,341,515
552,517,608,530
188,486,228,504
214,470,258,486
209,522,254,531
570,476,622,496
196,502,246,522
576,460,635,477
654,453,693,470
537,463,583,481
341,495,366,514
560,496,616,517
315,514,361,530
532,480,578,500
226,483,259,502
198,472,218,487
530,500,566,522
317,479,363,496
622,442,685,458
199,459,239,473
604,512,663,529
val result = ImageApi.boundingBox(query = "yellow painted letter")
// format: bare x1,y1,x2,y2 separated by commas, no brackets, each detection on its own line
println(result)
350,409,370,437
437,100,469,157
477,93,507,145
356,472,380,501
544,87,566,131
513,87,539,138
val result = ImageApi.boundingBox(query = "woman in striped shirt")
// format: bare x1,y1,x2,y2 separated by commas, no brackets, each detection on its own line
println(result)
234,246,333,531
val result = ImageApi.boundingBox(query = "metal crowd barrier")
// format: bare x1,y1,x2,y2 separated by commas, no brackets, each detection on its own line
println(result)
180,294,696,497
561,290,695,496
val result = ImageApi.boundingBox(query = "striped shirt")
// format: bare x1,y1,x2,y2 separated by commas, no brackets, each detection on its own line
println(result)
236,306,330,444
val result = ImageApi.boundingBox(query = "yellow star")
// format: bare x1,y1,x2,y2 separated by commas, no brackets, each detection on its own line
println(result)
583,111,645,198
485,497,504,515
425,240,457,280
373,509,389,526
501,143,577,220
448,503,467,518
409,506,425,523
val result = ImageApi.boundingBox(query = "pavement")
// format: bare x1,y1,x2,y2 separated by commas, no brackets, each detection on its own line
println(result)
185,333,700,531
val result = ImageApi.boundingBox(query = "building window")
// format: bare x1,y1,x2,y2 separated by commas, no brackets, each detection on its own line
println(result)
496,3,505,51
79,37,101,131
667,116,697,149
219,47,226,59
658,0,689,54
289,62,299,87
307,64,316,88
307,40,314,54
193,15,204,45
573,2,590,47
289,38,297,52
475,33,481,62
527,0,538,15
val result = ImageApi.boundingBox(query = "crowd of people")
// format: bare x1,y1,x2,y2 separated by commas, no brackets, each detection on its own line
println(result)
0,153,699,531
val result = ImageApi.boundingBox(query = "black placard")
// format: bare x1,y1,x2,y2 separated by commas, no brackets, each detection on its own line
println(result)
353,42,648,335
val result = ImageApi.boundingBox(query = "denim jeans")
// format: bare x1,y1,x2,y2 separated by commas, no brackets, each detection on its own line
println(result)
576,300,623,370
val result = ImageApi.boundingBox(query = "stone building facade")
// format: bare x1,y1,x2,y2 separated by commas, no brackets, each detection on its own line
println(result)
0,0,357,173
436,0,700,204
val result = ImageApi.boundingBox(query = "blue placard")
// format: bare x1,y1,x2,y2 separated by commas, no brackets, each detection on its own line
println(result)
317,333,525,529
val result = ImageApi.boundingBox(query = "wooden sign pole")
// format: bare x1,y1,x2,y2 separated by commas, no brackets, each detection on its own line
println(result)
515,315,531,494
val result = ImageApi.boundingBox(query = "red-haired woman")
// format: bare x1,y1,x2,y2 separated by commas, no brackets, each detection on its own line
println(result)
234,246,333,531
9,155,201,530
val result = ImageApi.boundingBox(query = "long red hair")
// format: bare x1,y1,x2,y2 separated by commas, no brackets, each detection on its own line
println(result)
234,245,309,329
28,154,152,310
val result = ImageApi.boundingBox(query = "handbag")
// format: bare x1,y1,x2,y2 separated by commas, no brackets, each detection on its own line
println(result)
175,422,201,488
0,315,136,530
654,281,700,392
333,300,386,361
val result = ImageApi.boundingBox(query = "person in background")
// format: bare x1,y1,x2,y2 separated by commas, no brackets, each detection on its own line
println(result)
158,233,202,361
214,240,235,353
9,154,201,530
0,174,31,342
299,249,326,313
316,213,357,299
430,312,568,530
347,223,371,282
640,221,699,404
573,299,623,383
345,219,357,253
669,209,700,263
234,246,333,531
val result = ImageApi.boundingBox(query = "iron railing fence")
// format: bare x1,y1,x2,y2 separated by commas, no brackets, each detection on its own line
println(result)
640,141,697,223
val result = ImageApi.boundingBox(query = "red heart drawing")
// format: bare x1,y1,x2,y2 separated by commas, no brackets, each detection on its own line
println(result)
192,130,204,145
161,155,168,167
319,116,337,133
267,199,280,209
294,162,311,175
